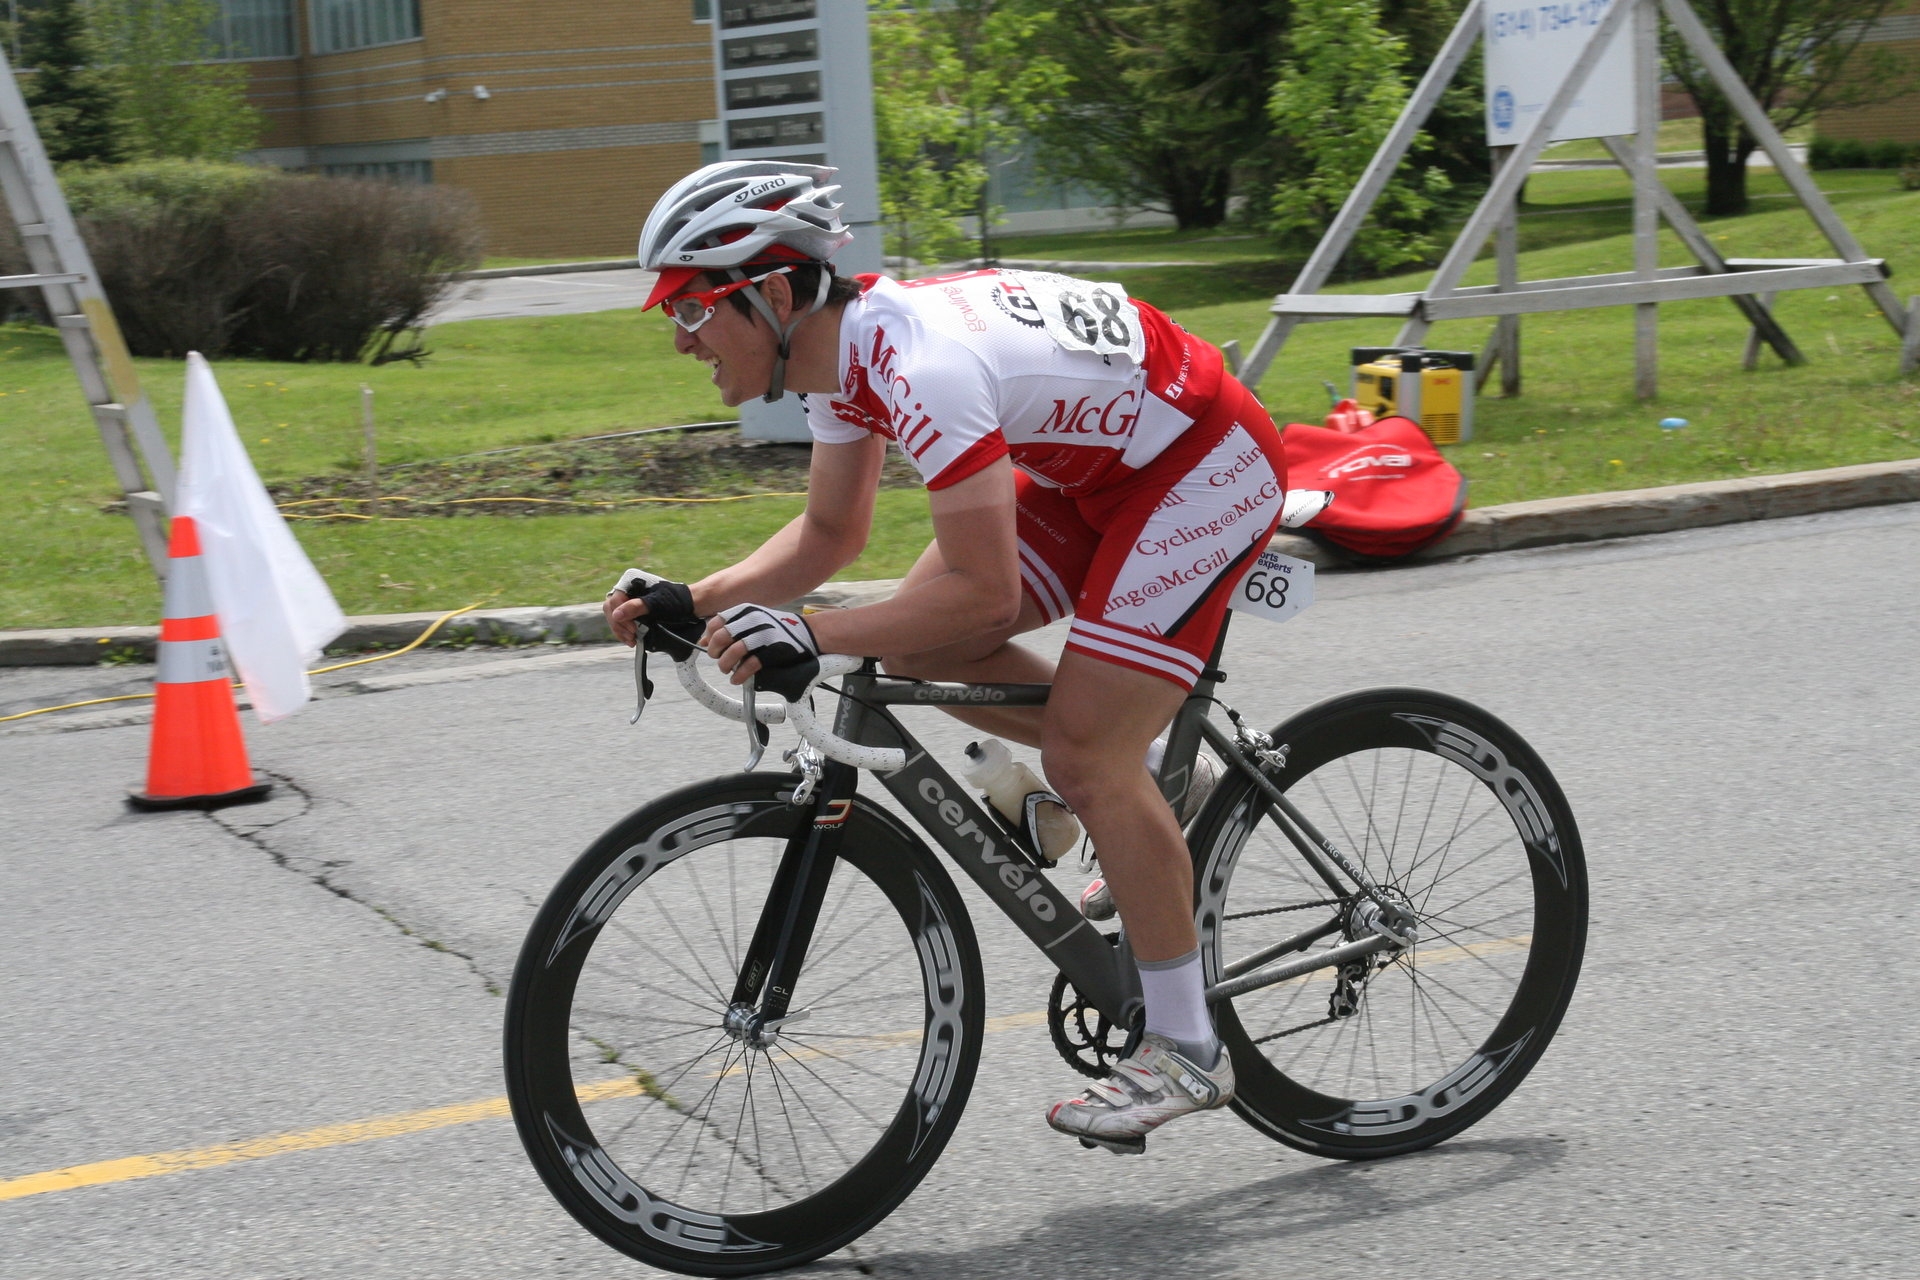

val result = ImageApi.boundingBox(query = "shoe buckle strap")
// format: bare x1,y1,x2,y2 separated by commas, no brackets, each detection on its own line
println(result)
1137,1042,1217,1105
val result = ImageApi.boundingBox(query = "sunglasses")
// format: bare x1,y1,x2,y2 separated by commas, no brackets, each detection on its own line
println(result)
661,267,794,332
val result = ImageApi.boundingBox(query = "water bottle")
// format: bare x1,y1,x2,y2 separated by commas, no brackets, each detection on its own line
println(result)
961,739,1081,864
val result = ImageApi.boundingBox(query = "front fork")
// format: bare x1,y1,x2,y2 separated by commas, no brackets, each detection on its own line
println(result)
723,693,864,1043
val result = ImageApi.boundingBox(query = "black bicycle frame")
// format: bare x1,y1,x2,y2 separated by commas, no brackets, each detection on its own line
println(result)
723,615,1395,1029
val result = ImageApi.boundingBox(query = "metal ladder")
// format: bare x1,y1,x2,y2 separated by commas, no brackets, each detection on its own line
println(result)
0,50,174,577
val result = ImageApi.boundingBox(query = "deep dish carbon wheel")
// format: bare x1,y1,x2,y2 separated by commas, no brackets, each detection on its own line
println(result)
1191,689,1586,1160
505,775,984,1276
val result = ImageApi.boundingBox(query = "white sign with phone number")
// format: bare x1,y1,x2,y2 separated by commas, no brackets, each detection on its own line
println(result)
1231,549,1314,625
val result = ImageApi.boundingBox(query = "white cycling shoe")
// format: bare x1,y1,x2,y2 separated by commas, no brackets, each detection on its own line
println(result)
1046,1033,1235,1155
1080,754,1220,922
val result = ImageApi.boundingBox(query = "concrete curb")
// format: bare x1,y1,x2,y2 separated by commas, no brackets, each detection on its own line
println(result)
449,258,641,280
5,458,1916,667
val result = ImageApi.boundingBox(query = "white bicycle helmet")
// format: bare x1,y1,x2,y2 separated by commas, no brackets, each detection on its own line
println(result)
640,161,852,273
639,162,854,402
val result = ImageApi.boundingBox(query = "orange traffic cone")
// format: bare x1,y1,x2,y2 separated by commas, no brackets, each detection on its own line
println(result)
127,516,272,811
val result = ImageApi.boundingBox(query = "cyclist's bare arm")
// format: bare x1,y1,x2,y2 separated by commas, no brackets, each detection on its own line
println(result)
707,457,1024,679
804,458,1022,656
607,436,884,644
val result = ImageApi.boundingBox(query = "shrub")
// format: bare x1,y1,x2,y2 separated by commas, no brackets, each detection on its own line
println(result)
1808,136,1920,170
237,177,485,362
0,160,483,361
58,160,274,355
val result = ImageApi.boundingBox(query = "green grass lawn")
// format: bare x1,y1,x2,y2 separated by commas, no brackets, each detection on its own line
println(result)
2,166,1914,629
1533,117,1810,162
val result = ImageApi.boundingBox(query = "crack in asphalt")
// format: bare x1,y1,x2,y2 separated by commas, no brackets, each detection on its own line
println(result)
203,776,817,1218
202,771,506,998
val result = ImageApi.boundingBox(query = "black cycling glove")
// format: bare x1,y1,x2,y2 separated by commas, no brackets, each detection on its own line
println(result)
715,602,822,701
611,569,703,658
613,569,709,724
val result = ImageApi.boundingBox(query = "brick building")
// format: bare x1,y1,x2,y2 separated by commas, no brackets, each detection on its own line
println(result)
226,1,721,258
1816,1,1920,146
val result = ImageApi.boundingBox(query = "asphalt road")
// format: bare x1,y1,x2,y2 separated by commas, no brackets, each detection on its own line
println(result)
5,503,1918,1278
430,268,658,325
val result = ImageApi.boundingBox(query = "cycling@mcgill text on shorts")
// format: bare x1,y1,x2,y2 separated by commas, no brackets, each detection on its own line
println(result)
608,161,1292,1151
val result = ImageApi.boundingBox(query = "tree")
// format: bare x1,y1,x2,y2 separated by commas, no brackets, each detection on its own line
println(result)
1022,1,1481,235
18,0,119,164
869,1,1065,264
1664,0,1916,215
86,0,262,162
870,3,982,265
1265,0,1450,273
1027,0,1290,231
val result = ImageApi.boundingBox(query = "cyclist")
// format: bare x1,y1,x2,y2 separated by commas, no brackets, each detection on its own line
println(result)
608,161,1288,1154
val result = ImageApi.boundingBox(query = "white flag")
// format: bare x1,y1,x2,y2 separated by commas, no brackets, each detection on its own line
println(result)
177,353,346,722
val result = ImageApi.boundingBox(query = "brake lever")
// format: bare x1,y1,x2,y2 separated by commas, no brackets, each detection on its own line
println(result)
630,626,654,725
742,673,768,770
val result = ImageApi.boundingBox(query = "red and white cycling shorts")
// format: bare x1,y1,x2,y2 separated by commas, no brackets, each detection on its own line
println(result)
1015,380,1287,690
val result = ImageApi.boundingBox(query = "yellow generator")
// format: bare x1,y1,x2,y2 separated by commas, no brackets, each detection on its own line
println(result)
1350,347,1476,444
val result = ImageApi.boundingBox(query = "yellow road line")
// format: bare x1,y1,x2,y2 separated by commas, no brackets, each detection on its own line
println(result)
1,936,1525,1205
0,1018,1046,1205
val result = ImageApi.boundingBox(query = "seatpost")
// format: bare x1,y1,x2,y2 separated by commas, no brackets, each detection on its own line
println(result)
1158,619,1231,813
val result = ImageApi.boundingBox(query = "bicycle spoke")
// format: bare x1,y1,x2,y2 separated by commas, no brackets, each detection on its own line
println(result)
637,885,733,1006
682,847,740,980
600,921,732,1016
1400,962,1507,1025
761,1049,816,1196
796,942,915,1011
763,1052,856,1173
796,897,897,982
768,1043,887,1128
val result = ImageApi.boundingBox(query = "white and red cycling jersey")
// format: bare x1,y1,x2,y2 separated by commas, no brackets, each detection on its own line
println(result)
803,269,1286,690
805,271,1226,495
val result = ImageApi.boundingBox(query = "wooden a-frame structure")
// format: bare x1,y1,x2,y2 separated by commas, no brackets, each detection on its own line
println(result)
1235,0,1920,399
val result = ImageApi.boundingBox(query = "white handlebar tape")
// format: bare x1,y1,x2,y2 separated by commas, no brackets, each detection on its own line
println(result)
676,656,788,725
674,653,905,770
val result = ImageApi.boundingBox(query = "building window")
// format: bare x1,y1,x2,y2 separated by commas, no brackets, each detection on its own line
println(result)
309,0,421,55
211,0,297,59
693,1,713,21
319,160,433,184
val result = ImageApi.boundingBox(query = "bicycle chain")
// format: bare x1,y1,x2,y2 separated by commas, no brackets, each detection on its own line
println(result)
1223,896,1343,921
1251,1015,1338,1044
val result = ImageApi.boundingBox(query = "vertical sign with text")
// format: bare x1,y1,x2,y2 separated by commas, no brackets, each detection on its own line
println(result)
1484,1,1635,145
711,0,881,439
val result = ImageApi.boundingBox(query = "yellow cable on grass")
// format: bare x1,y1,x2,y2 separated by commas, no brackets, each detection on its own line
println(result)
306,601,486,674
274,492,809,519
0,602,490,724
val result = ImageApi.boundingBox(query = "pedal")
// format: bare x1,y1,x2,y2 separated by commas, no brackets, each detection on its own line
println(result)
1076,1134,1145,1156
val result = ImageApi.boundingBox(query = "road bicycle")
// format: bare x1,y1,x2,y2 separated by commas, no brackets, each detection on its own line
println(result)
502,560,1588,1277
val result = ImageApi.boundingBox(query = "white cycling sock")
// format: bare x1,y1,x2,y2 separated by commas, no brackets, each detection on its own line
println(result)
1145,735,1168,776
1137,948,1219,1066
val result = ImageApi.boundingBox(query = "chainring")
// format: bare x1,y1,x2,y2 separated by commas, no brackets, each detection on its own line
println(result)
1048,968,1143,1079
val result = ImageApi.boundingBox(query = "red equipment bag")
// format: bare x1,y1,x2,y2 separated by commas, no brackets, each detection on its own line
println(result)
1282,415,1468,561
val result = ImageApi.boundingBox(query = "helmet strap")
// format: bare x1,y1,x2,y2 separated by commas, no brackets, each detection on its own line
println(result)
729,265,834,403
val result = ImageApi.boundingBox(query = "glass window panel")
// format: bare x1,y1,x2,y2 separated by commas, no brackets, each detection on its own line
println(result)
309,0,421,55
211,0,297,59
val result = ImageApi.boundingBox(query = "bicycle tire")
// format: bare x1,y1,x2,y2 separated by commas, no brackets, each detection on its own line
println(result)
505,773,985,1276
1189,688,1586,1160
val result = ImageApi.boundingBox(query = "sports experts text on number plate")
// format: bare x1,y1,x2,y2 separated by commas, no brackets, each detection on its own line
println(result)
1230,549,1314,625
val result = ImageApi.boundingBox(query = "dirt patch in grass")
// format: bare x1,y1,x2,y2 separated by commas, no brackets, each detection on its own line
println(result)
266,427,926,518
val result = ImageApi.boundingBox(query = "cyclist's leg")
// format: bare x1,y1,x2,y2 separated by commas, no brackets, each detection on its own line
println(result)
1040,653,1192,959
1039,654,1241,1151
1041,388,1289,1148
